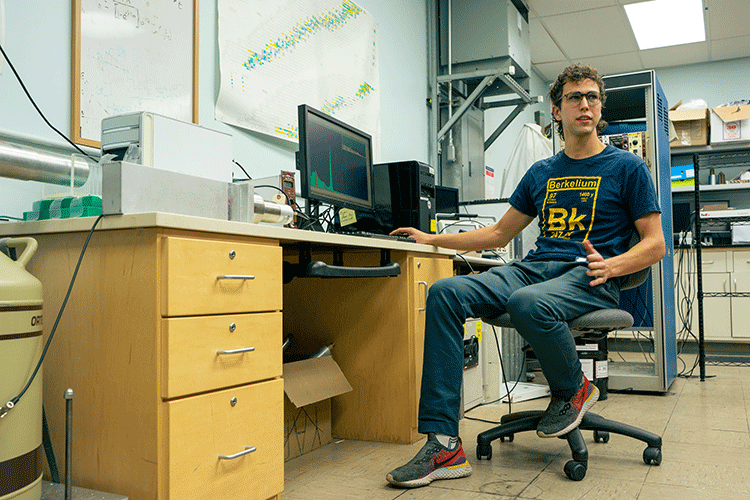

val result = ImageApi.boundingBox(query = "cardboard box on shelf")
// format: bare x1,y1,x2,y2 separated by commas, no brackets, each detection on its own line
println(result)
669,102,710,148
283,356,352,461
710,104,750,145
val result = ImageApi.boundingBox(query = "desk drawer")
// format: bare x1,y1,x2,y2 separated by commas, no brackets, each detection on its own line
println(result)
699,250,728,273
162,236,282,316
164,379,283,500
733,251,750,273
162,312,282,399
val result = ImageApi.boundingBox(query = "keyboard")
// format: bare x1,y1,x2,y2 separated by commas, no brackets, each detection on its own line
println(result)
336,230,416,243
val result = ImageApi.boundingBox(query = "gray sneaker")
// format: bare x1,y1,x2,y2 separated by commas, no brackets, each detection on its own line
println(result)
537,376,599,438
386,433,473,488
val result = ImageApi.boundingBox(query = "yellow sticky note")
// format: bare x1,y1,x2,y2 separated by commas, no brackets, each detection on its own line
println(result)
430,219,437,233
476,320,482,341
339,208,357,227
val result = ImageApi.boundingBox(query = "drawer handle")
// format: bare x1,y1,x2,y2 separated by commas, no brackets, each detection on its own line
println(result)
702,261,714,265
218,446,256,460
216,275,256,280
416,281,428,311
217,347,256,355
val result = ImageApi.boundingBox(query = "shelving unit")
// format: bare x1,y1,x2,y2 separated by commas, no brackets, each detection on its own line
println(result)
672,145,750,201
673,143,750,380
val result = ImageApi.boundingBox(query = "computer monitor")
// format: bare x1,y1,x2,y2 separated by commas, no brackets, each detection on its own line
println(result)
435,185,459,215
296,104,373,212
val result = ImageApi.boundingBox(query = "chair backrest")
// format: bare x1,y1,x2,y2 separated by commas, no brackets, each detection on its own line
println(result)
619,230,650,291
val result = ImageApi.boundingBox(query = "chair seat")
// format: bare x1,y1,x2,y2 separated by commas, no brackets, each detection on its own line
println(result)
483,309,634,333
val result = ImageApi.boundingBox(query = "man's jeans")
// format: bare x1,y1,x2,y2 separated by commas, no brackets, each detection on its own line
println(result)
418,260,621,437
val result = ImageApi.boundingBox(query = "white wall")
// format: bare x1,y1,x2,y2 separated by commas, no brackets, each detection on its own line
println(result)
0,0,428,218
655,56,750,109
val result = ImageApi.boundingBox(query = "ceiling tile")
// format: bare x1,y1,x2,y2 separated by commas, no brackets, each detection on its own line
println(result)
525,0,750,81
542,6,638,59
530,17,567,63
533,61,571,81
584,52,644,78
707,0,750,38
711,35,750,61
527,0,617,18
639,41,711,69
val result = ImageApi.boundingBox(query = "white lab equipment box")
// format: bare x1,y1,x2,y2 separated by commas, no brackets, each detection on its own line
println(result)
101,112,233,183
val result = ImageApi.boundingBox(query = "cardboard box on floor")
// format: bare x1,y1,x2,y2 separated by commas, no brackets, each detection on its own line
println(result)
711,104,750,145
669,101,710,148
283,356,352,461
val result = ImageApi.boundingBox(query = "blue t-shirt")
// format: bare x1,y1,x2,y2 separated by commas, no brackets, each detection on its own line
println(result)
509,145,661,262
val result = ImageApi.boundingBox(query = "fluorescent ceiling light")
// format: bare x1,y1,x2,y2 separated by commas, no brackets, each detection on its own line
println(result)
625,0,706,50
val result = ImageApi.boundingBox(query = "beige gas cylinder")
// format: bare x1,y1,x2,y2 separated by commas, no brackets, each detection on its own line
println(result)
0,238,43,500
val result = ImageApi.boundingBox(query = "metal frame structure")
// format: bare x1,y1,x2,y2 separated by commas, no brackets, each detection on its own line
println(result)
426,0,542,187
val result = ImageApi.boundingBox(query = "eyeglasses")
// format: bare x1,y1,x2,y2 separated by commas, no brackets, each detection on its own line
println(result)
561,91,601,106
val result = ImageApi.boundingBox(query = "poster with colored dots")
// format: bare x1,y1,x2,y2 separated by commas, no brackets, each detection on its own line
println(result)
216,0,380,157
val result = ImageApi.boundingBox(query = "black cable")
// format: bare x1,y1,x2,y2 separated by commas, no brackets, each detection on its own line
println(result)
233,160,252,179
0,215,24,221
7,214,104,409
464,325,528,425
298,201,324,231
453,256,527,423
0,41,96,162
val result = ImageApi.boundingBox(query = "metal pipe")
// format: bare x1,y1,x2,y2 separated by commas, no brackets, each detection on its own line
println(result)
427,0,439,179
64,388,74,500
0,139,93,187
438,74,496,142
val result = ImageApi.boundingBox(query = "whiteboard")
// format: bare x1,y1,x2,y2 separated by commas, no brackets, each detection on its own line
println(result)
72,0,198,147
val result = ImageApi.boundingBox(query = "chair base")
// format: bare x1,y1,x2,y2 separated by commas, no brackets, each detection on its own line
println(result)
476,411,662,481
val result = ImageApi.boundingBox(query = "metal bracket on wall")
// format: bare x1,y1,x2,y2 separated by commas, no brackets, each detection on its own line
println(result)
436,65,543,150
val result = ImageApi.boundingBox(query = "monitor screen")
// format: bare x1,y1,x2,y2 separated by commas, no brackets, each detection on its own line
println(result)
297,104,373,212
435,185,459,214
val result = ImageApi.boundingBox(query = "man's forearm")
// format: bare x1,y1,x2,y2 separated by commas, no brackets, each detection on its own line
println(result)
606,236,666,278
423,224,508,251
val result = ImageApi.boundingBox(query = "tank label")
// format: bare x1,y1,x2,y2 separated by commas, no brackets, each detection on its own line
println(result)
0,308,43,339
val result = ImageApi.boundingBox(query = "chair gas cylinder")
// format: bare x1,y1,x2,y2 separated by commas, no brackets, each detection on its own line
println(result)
0,237,44,500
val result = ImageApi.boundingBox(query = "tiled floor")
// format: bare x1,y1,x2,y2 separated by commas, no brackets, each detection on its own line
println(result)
283,359,750,499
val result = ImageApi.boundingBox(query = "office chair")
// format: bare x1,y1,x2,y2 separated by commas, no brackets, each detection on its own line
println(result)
475,243,662,481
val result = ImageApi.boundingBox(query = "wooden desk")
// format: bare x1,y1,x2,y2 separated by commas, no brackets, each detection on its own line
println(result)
0,214,453,500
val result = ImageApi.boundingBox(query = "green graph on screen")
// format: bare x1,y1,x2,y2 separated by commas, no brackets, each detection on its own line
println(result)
311,148,335,191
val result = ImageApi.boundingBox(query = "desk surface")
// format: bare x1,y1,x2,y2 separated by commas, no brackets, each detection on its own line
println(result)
0,212,455,256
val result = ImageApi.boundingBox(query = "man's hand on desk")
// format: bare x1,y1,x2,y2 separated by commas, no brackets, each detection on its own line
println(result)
391,227,433,245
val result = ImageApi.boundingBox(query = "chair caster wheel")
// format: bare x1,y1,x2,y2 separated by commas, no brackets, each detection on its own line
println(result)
564,460,587,481
499,434,514,443
643,447,662,465
476,443,492,460
593,430,609,443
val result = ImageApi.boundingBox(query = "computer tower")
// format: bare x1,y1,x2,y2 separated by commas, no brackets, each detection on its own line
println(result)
372,160,436,233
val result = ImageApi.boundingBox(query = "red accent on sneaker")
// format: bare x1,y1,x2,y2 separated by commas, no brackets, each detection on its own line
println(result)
571,376,595,411
431,445,467,470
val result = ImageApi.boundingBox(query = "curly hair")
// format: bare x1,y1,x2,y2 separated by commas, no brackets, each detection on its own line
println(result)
549,63,607,140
